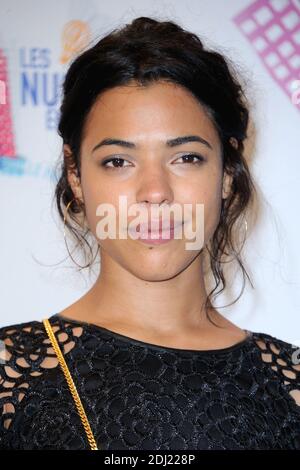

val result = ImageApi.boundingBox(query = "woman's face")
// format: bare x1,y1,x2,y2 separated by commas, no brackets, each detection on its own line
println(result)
65,80,232,281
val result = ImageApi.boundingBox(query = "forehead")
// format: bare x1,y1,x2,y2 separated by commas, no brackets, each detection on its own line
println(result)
83,81,220,149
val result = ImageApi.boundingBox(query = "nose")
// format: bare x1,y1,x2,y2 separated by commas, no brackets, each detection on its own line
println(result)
136,165,174,207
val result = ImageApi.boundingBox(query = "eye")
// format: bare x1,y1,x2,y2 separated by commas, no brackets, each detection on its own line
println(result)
100,153,205,170
101,157,132,169
174,153,205,165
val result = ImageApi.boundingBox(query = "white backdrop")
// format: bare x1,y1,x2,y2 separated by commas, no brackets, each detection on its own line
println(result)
0,0,299,345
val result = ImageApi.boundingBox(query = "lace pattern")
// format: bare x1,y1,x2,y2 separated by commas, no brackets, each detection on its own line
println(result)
0,314,299,450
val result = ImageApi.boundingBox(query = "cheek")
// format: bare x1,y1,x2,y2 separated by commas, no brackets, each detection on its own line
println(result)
201,186,223,241
181,176,223,238
82,188,134,242
80,165,121,227
80,187,114,237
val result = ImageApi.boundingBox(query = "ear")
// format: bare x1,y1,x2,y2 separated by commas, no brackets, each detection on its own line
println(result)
229,136,238,149
63,144,84,204
222,137,237,199
222,170,233,200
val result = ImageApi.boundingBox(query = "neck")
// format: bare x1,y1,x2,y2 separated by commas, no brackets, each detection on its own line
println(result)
78,251,218,335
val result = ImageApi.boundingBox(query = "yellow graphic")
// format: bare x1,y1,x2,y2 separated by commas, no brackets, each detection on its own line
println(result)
60,20,91,64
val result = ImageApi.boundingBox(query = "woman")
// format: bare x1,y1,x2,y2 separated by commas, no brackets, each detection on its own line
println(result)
0,16,299,450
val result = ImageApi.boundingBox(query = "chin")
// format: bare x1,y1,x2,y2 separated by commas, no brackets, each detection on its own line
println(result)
123,254,197,283
129,268,183,283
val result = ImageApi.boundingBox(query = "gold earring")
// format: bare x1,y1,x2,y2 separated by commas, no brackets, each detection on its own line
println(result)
63,198,99,269
241,218,248,249
233,217,249,255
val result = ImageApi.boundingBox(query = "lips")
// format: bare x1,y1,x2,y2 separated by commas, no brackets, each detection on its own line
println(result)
136,220,180,235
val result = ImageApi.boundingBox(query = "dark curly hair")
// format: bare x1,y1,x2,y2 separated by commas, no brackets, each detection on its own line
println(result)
53,16,257,324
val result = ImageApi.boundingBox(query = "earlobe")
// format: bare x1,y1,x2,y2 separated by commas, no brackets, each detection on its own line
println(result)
63,144,83,203
222,172,233,199
69,172,83,203
229,137,238,149
222,137,237,199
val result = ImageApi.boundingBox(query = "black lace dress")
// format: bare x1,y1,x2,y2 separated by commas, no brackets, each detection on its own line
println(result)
0,313,299,450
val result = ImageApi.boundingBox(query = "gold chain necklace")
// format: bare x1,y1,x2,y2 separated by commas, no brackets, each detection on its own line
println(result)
42,318,99,450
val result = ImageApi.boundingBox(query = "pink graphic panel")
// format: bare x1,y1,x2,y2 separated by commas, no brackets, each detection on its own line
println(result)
233,0,300,111
0,48,16,157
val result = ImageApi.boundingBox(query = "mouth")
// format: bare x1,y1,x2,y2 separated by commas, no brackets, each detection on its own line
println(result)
138,220,175,231
129,220,183,244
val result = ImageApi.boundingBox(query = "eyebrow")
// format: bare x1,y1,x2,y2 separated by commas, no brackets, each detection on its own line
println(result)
92,135,213,153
